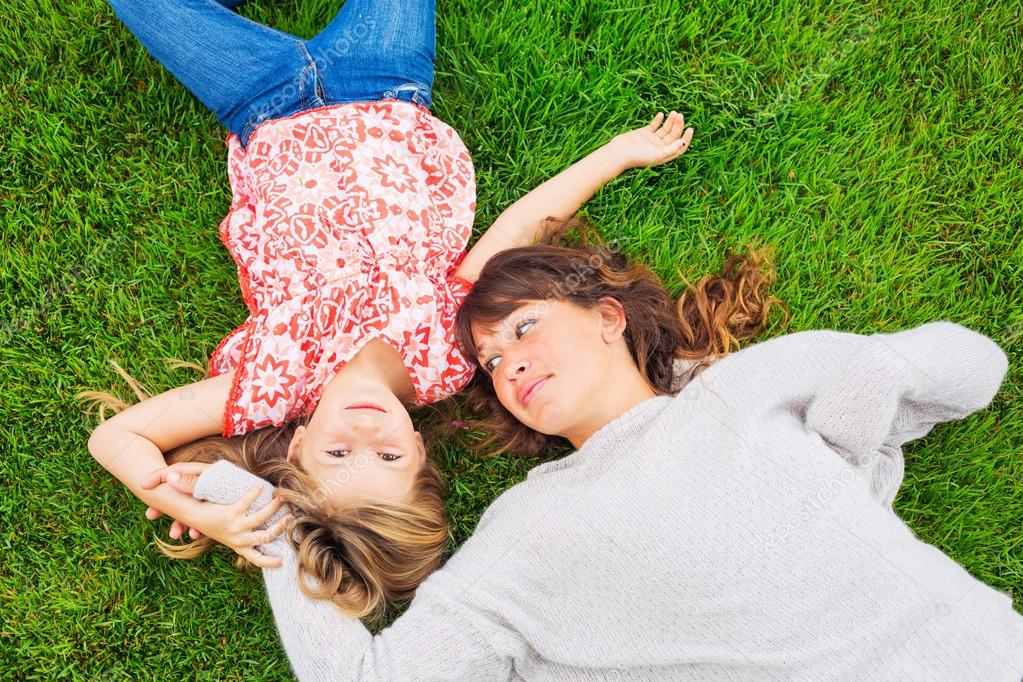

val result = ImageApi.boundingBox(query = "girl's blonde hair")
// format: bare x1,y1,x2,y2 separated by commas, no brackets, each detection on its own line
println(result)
79,360,448,620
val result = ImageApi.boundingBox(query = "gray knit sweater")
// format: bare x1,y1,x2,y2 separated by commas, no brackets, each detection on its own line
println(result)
195,321,1023,681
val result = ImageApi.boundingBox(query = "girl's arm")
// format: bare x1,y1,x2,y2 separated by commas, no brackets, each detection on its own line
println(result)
86,371,285,565
454,111,695,283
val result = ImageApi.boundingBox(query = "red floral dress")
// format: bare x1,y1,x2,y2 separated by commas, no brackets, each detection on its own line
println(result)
207,101,476,438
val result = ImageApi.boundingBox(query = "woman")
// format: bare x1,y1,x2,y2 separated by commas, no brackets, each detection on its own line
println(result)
160,238,1023,679
85,0,693,620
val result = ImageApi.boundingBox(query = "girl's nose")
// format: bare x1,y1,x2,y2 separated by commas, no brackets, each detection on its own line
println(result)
348,415,381,434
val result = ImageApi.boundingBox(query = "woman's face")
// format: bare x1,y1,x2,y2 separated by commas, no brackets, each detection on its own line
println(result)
289,378,425,509
471,297,635,443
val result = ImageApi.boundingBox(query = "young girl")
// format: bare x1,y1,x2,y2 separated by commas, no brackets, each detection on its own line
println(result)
84,0,694,619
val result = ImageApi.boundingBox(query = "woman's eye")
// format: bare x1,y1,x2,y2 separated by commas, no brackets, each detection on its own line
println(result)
481,318,535,373
514,319,536,337
378,453,400,462
327,449,350,458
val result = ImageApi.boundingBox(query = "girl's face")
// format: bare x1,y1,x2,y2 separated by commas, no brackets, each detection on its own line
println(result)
471,298,636,444
289,378,425,508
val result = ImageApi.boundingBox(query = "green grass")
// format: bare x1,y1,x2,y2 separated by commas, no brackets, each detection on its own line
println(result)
2,0,1021,678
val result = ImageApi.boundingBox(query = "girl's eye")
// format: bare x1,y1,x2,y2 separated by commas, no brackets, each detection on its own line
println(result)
327,449,350,458
378,453,400,462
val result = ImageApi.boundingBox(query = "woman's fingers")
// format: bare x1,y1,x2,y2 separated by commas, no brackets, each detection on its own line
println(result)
140,469,166,491
658,111,675,138
248,495,285,530
668,112,685,140
141,462,209,492
164,461,212,475
249,513,293,547
145,506,163,521
245,546,283,569
647,111,665,131
169,520,201,541
657,111,676,139
232,485,265,514
673,127,695,156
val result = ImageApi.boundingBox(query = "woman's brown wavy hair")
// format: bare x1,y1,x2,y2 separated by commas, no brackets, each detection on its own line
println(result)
454,220,788,457
78,361,448,621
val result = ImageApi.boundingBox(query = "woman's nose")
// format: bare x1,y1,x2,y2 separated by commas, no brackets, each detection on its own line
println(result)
503,356,529,382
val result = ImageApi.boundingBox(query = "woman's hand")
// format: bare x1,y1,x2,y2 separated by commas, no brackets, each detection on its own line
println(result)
610,111,694,170
144,461,211,540
141,462,291,568
145,504,204,541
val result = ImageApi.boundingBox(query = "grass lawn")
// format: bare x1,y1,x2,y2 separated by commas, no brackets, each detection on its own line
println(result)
2,0,1021,678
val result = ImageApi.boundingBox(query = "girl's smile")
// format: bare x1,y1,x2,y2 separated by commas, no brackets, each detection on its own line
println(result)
346,403,387,412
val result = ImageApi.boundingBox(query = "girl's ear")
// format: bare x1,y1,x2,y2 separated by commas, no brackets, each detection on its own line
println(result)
596,296,628,344
287,425,305,463
414,432,426,461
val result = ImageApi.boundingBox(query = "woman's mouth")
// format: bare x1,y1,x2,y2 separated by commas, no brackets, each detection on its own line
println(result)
345,403,387,413
519,376,549,406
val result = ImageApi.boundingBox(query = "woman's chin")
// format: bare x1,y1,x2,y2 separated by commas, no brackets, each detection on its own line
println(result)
523,407,565,439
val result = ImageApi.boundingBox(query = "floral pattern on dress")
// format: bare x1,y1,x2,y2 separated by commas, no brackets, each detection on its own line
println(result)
207,101,476,438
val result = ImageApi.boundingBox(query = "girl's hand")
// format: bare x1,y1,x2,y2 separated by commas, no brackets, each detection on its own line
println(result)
142,462,291,568
610,111,694,170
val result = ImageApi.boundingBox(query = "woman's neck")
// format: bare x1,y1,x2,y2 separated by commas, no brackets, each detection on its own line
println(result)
566,372,657,449
323,339,417,404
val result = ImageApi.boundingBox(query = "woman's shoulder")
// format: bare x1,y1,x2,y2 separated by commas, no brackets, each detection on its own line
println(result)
677,328,870,387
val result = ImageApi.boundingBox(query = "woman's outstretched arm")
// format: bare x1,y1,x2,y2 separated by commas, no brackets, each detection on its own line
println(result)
454,111,694,282
192,461,514,681
803,321,1009,508
706,321,1008,509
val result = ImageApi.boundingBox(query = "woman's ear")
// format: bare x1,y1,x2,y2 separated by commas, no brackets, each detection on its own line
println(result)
596,296,628,344
287,425,305,463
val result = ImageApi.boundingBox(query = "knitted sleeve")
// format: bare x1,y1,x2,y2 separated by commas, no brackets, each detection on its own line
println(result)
193,460,512,682
803,321,1008,508
708,322,1008,510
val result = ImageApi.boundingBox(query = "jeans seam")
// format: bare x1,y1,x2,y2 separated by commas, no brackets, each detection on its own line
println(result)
240,41,320,144
298,42,325,106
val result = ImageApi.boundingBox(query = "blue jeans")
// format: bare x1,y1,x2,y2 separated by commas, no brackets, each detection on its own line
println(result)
107,0,435,146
